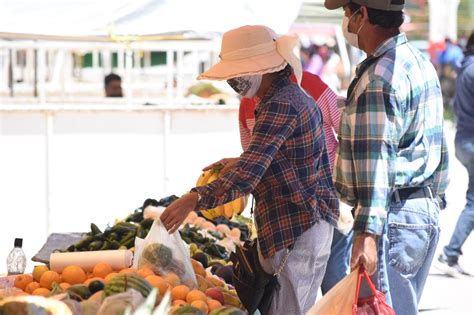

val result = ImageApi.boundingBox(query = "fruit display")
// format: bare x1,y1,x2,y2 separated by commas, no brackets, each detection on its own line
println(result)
5,259,245,315
2,177,254,315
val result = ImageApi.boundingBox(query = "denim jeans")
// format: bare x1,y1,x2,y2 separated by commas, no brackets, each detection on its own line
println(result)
362,191,440,315
320,229,353,294
444,134,474,257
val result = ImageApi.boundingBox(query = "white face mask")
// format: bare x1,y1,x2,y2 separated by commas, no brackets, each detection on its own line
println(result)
342,9,364,49
227,75,262,98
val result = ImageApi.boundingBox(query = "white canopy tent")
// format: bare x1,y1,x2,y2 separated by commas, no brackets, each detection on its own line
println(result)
0,0,303,40
0,0,303,102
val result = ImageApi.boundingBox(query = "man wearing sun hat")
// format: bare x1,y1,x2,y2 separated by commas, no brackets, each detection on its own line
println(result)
161,25,339,313
325,0,449,314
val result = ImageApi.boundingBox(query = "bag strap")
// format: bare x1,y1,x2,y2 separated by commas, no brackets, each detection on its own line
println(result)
354,266,379,305
250,196,293,278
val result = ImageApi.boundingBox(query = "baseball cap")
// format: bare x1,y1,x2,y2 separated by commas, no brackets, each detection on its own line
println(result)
324,0,404,11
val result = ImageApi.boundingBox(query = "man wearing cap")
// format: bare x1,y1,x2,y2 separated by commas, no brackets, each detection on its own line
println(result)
161,25,339,313
325,1,449,314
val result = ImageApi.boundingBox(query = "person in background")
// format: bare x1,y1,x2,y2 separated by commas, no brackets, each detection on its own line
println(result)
437,32,474,277
161,25,339,314
301,44,324,76
239,70,353,294
325,0,449,314
104,73,123,97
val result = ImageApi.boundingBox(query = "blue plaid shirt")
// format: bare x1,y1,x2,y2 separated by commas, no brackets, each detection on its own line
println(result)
194,66,339,258
334,33,449,235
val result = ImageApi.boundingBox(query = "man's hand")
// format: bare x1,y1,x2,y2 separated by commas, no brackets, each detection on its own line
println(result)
203,157,239,175
351,232,378,275
160,192,198,233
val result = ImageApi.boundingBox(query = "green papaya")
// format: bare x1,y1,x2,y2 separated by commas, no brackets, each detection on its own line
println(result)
171,305,206,315
209,306,247,315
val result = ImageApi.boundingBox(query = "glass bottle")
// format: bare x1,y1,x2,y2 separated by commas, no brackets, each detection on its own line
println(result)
6,238,26,275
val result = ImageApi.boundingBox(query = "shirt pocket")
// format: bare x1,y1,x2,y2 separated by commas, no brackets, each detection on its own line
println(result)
387,205,434,275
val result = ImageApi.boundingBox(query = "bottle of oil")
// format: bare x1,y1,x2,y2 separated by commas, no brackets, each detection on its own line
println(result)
6,238,26,275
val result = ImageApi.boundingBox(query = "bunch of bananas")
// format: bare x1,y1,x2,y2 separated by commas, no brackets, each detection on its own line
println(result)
196,167,248,220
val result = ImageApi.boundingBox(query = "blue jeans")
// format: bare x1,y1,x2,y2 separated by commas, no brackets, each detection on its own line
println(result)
444,135,474,257
320,229,353,294
362,192,440,315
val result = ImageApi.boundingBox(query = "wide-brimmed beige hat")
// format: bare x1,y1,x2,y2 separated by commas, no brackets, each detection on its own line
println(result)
198,25,302,85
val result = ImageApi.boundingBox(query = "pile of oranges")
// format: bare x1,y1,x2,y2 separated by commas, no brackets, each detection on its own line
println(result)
13,260,227,314
14,262,117,297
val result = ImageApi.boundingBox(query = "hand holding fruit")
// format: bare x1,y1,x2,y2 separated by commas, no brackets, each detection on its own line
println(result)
203,157,239,176
161,192,199,233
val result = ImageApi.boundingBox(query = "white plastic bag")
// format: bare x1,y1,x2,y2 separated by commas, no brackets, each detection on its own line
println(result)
306,268,358,315
132,237,145,269
137,218,197,287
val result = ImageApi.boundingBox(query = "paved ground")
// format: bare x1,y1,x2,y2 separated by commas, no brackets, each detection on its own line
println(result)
418,122,474,315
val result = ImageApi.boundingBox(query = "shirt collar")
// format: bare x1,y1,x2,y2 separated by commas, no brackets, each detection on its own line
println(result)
354,33,408,78
373,32,408,58
255,66,292,114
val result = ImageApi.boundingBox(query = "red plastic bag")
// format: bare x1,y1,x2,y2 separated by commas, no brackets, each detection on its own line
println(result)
352,266,395,315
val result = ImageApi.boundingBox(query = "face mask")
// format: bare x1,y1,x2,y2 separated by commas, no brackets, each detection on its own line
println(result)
342,9,364,49
227,75,262,98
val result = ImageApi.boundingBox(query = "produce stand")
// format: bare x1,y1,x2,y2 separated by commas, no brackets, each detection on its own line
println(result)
1,188,251,315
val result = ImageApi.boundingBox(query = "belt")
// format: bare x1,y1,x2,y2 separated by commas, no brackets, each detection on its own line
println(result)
392,187,433,202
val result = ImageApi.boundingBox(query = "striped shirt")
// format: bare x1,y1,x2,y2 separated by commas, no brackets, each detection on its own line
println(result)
239,72,341,170
334,33,450,235
193,66,339,258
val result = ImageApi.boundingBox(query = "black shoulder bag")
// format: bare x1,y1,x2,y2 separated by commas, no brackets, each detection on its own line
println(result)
230,198,293,315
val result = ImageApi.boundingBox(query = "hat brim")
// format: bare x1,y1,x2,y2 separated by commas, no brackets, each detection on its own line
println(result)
197,50,287,81
324,0,350,10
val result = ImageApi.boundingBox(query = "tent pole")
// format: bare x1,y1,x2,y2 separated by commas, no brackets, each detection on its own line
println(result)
8,49,14,97
33,49,38,97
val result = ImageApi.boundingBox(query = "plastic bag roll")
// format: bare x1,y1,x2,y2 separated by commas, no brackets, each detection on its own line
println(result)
50,250,133,272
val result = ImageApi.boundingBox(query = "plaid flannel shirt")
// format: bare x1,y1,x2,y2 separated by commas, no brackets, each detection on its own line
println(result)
193,67,339,258
334,33,449,235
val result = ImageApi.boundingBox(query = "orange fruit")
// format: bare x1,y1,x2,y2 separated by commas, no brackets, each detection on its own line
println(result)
186,289,207,303
33,265,49,282
207,299,222,311
32,288,51,297
137,266,155,278
25,281,41,294
39,271,61,290
171,285,191,301
119,268,137,275
172,299,187,307
164,273,180,287
146,275,169,295
84,277,104,286
93,262,113,279
14,274,33,291
59,282,71,290
61,265,87,285
191,300,209,313
104,272,119,283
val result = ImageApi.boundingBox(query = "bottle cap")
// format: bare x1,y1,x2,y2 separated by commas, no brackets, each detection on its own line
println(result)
14,238,23,248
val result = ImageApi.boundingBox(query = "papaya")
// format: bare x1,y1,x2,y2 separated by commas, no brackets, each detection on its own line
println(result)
171,304,206,315
103,274,152,298
209,306,247,315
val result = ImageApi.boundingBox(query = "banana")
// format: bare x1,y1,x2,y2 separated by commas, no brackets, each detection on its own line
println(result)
223,202,234,219
206,172,219,184
201,205,224,220
196,169,213,187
